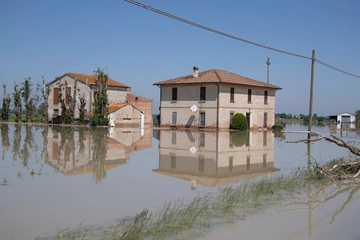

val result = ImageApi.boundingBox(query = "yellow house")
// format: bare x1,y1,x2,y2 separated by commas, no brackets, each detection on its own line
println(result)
154,67,282,130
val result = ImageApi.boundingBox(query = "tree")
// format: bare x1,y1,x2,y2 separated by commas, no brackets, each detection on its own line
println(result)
91,68,109,126
37,76,51,123
1,84,11,121
78,94,86,124
21,77,38,122
13,82,22,122
57,80,72,124
355,110,360,128
230,113,248,130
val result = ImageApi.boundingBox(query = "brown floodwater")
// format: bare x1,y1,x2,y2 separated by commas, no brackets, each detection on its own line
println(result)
0,123,359,240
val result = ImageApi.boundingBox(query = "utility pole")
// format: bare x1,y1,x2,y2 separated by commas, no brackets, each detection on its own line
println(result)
266,57,271,84
308,50,316,140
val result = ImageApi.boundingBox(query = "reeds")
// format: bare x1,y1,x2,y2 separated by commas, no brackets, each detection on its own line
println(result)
51,160,357,240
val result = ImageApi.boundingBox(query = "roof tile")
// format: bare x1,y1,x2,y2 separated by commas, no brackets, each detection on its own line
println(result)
154,69,281,89
67,72,129,88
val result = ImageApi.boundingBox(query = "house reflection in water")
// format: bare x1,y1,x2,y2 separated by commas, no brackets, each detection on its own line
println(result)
153,130,277,189
46,126,152,183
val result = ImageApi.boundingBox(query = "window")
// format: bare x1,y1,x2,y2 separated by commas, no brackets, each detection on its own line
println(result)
200,87,206,101
172,87,177,101
54,109,59,114
53,88,59,105
172,131,176,144
135,97,138,101
230,111,234,127
246,155,251,170
264,90,268,104
264,112,268,128
263,131,267,146
172,112,177,126
230,87,234,102
199,132,205,147
248,89,252,103
200,112,206,127
65,87,71,104
171,153,176,169
263,154,267,168
229,157,233,172
245,130,250,147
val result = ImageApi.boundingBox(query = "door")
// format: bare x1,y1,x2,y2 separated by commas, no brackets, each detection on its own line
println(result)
200,112,205,127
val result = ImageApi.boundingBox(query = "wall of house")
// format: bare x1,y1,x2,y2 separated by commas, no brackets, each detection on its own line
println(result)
218,84,276,129
109,104,142,127
127,94,153,125
107,89,128,104
160,84,218,128
47,76,92,120
159,83,277,129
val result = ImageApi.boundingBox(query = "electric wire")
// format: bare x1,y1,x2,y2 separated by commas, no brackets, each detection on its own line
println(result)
125,0,360,79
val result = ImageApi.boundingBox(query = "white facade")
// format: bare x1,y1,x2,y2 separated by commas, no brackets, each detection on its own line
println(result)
336,112,356,129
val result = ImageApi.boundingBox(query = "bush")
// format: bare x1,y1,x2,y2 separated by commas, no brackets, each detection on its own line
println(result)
231,113,248,130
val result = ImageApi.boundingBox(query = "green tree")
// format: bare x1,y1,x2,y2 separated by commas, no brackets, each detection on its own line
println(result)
1,84,11,121
21,77,38,122
355,110,360,128
279,113,288,119
13,82,22,122
91,68,109,126
57,80,72,124
317,116,326,122
230,113,248,130
78,94,86,125
287,113,293,119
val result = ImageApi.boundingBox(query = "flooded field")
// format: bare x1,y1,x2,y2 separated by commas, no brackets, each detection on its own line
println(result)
0,123,359,240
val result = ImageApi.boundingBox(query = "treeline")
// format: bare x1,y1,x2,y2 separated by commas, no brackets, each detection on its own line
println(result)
0,67,109,126
275,113,327,122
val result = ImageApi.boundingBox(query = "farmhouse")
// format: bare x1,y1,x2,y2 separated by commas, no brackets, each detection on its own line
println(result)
154,67,281,129
46,72,152,126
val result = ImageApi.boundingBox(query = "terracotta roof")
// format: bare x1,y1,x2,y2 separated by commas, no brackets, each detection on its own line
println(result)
108,103,128,113
154,69,281,89
67,72,129,88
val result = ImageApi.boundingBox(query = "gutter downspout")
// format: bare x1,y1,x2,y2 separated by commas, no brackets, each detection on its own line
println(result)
157,85,162,126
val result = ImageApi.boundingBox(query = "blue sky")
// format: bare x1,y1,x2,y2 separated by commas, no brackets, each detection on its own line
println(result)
1,0,359,116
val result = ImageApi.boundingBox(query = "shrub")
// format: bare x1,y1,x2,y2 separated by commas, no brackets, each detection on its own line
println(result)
231,113,248,130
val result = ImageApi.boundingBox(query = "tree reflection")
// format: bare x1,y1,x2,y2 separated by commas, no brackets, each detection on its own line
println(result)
12,124,22,163
57,127,75,169
90,128,108,184
21,125,38,167
0,124,10,161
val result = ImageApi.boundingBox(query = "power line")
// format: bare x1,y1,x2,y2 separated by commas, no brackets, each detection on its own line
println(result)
124,0,360,79
315,59,360,78
124,0,310,60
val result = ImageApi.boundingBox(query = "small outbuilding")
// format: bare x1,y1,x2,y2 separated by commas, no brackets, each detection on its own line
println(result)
329,112,356,129
108,103,144,128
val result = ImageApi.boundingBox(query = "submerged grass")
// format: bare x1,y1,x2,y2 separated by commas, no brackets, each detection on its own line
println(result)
52,158,359,240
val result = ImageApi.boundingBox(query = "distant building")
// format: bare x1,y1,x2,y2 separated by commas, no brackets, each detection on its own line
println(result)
154,67,281,130
46,72,152,126
328,112,356,129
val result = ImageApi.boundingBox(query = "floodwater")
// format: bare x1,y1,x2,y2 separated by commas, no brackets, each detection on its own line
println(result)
0,123,359,240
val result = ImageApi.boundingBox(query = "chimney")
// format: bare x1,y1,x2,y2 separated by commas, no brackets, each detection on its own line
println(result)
193,66,199,78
